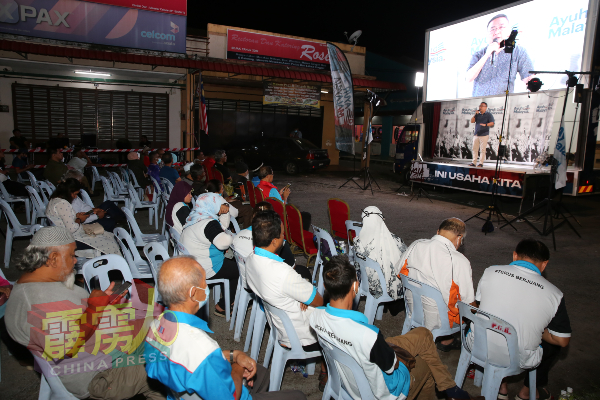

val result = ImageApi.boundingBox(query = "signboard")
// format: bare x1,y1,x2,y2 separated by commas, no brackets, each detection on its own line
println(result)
0,0,187,53
227,29,329,70
82,0,187,15
410,161,526,197
263,82,320,109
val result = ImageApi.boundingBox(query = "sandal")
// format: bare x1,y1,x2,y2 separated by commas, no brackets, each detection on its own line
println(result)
318,371,328,392
436,337,462,352
498,393,508,400
514,387,551,400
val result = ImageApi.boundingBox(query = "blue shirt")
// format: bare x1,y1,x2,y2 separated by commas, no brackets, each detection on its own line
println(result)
474,112,495,136
159,165,180,186
11,156,28,178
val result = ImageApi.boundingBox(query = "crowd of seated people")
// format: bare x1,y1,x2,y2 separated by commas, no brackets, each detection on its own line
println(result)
1,153,571,400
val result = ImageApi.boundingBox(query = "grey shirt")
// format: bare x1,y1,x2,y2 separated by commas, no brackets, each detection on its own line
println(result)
474,112,495,136
468,45,533,97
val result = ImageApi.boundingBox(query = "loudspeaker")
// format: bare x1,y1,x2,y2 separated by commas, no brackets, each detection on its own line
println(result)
574,84,584,103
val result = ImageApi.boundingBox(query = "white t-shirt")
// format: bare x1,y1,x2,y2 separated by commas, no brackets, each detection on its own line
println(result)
245,247,317,346
67,157,88,174
468,262,571,369
71,196,98,223
180,217,232,279
397,235,475,330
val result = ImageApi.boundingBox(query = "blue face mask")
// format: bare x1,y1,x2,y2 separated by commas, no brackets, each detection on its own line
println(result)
190,285,210,309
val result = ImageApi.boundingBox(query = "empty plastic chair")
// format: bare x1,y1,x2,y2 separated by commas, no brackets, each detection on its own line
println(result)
399,274,461,341
312,225,338,296
454,302,536,400
25,185,47,226
81,254,133,293
26,171,41,193
318,337,376,400
0,181,30,224
101,177,129,208
143,242,170,304
355,255,395,324
44,180,56,192
345,220,362,262
119,167,129,185
90,166,101,194
114,227,154,280
79,189,94,209
150,177,166,216
327,198,350,240
121,207,168,250
34,354,80,400
127,169,144,200
0,199,42,268
127,184,159,229
108,171,128,196
261,299,320,391
37,181,53,206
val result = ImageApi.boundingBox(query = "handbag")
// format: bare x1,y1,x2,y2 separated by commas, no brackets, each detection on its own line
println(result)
82,223,105,237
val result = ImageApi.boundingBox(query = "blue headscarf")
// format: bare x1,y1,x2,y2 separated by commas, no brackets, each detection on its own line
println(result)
183,192,228,230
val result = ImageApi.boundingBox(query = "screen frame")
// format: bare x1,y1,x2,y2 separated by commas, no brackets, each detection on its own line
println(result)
422,0,600,103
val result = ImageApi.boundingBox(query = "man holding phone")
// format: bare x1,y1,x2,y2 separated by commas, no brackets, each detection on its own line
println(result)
469,102,495,167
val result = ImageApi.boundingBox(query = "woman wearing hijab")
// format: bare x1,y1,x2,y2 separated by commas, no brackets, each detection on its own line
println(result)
206,179,253,229
165,181,193,234
180,193,239,317
354,206,407,306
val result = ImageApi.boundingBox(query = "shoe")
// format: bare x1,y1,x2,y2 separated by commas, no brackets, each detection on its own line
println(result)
515,387,551,400
469,163,476,166
477,164,483,167
318,371,328,392
436,337,462,352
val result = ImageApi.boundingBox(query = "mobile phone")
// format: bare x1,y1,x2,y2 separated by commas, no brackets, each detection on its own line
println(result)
84,210,95,215
107,281,131,304
283,183,292,190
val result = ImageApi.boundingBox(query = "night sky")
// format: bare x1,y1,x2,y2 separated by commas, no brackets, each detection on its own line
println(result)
188,0,520,65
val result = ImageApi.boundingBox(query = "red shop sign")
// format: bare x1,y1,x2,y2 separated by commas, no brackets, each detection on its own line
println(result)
227,29,329,70
82,0,187,15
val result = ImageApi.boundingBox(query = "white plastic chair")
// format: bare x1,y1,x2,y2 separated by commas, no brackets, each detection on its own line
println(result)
108,171,128,196
119,167,129,185
318,336,376,400
34,354,80,400
0,181,31,224
127,184,159,229
113,227,154,280
175,240,231,322
399,274,461,341
81,254,133,292
143,242,170,304
345,220,362,262
79,189,94,209
261,299,320,391
121,207,168,250
160,177,174,195
37,181,52,206
230,250,253,341
25,185,47,226
230,218,240,234
169,226,181,253
127,169,144,200
0,199,42,267
454,302,537,400
354,255,395,325
90,166,101,194
101,177,129,208
26,171,41,193
246,296,269,361
150,177,166,217
312,225,338,296
44,180,56,192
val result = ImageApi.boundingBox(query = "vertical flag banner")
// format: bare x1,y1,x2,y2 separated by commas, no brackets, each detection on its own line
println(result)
327,43,354,154
197,72,208,135
554,122,567,189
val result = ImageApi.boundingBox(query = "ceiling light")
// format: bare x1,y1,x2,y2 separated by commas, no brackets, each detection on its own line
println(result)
415,72,424,88
321,89,328,93
74,70,111,77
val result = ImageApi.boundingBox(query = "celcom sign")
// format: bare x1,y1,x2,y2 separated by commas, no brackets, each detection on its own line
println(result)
0,0,186,53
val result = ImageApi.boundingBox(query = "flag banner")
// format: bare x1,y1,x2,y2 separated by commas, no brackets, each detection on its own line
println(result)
554,121,567,189
198,72,208,135
434,90,558,162
327,43,354,154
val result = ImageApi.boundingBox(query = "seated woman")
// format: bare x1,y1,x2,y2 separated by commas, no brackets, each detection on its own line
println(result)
46,178,121,256
165,181,193,234
205,179,252,229
127,151,151,189
180,192,239,318
353,206,407,314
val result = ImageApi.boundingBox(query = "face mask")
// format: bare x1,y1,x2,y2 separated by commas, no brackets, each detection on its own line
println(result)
245,173,250,180
190,285,210,309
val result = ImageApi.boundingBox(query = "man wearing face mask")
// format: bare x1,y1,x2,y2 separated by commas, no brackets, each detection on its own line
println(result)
145,256,306,400
397,218,476,352
44,146,69,186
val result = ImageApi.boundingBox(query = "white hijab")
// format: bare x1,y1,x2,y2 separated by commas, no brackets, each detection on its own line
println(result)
354,206,407,299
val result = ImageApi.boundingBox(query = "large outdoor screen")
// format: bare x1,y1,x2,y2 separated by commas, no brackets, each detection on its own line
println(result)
425,0,595,101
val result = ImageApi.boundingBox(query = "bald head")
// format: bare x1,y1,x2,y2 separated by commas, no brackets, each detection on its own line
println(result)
437,218,466,249
158,256,205,307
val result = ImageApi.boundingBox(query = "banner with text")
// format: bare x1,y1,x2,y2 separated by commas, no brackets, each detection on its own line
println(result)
82,0,187,15
227,29,329,70
0,0,186,53
263,83,321,109
434,90,559,162
327,42,354,154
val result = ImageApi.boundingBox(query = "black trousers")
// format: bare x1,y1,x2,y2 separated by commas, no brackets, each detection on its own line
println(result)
97,200,126,221
3,180,28,197
95,216,117,233
211,257,239,309
524,339,562,388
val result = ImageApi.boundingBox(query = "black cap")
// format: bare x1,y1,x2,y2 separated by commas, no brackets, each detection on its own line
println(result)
236,162,248,174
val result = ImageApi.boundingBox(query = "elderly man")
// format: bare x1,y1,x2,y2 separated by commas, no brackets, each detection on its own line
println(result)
44,146,69,186
214,149,232,182
5,227,166,399
145,256,306,400
256,166,290,203
472,239,571,400
397,218,476,351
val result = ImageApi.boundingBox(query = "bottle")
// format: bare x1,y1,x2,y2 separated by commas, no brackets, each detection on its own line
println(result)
566,387,573,400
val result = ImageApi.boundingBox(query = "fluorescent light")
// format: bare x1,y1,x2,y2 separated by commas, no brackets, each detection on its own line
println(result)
75,70,111,77
321,89,328,93
415,72,424,88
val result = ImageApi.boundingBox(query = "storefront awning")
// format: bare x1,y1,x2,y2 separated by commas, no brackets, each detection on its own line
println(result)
0,39,406,91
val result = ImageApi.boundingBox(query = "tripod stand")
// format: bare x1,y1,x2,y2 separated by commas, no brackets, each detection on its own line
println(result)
466,30,519,234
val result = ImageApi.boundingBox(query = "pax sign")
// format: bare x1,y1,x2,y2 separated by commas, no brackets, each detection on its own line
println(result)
227,29,329,70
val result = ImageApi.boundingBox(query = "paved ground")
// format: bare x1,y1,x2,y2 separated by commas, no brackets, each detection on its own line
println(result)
0,161,598,399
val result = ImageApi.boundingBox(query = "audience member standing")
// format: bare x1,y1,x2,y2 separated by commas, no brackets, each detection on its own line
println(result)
9,129,29,149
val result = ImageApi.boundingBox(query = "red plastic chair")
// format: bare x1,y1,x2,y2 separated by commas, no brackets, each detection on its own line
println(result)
285,204,317,266
212,167,224,184
327,198,350,240
246,180,256,208
254,187,265,203
265,197,290,242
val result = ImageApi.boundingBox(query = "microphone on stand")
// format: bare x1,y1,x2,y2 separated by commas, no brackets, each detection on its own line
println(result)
491,38,500,65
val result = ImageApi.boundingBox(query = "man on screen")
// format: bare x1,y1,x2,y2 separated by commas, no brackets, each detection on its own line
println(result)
466,14,534,97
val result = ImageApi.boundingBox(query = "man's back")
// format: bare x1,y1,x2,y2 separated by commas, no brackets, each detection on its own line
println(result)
159,165,180,185
245,249,317,347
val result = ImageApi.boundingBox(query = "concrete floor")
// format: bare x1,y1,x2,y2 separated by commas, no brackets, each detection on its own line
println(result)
0,161,598,399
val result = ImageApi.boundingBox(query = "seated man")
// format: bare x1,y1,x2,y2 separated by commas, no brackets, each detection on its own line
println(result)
145,256,306,400
187,163,206,194
245,211,326,390
5,227,165,400
311,255,482,400
397,218,475,351
214,149,232,182
471,239,571,400
158,153,181,186
256,166,290,203
232,161,250,199
62,170,125,232
11,148,34,179
44,146,68,186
